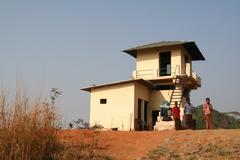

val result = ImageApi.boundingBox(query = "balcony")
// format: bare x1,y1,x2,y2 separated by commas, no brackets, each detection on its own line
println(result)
131,66,201,87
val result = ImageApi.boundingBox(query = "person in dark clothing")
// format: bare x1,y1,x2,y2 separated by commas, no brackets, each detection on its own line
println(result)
171,102,181,130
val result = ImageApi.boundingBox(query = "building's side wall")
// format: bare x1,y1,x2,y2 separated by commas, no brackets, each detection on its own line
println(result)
89,83,135,131
136,49,159,71
150,90,170,109
134,82,151,130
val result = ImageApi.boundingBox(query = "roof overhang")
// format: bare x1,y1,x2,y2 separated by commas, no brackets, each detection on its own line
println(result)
81,79,154,92
123,41,205,61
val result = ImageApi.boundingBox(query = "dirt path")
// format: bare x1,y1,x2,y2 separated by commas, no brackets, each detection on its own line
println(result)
59,129,240,160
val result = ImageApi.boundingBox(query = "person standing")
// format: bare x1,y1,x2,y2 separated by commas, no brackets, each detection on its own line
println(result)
171,101,181,130
184,98,194,129
203,97,214,129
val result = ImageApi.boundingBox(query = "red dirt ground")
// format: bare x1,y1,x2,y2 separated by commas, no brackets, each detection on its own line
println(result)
58,129,240,160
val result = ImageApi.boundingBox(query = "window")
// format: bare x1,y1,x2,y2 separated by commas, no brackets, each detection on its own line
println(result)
159,52,171,76
100,99,107,104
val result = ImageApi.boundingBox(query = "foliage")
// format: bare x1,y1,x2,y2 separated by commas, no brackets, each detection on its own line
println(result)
141,146,167,160
70,118,104,130
192,105,240,129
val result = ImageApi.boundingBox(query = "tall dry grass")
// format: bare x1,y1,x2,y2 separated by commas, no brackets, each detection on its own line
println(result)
0,88,113,160
0,89,62,160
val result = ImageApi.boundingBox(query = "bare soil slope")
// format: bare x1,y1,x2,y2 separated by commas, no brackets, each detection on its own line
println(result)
59,129,240,160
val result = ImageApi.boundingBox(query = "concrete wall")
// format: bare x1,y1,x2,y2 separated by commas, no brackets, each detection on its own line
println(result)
89,83,135,131
136,48,159,79
89,81,152,131
136,48,159,71
150,90,170,109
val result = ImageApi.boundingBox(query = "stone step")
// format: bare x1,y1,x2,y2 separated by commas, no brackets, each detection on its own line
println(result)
154,120,174,131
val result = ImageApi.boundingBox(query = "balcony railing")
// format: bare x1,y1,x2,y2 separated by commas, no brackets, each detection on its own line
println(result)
132,66,201,87
132,69,157,79
132,66,180,79
192,72,201,86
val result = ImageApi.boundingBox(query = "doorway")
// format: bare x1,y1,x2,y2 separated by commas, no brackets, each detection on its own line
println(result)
144,101,148,130
137,99,142,130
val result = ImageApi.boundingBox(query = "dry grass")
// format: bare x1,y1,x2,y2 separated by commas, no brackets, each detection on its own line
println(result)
0,89,62,160
0,88,113,160
58,129,240,160
139,130,240,160
57,129,114,160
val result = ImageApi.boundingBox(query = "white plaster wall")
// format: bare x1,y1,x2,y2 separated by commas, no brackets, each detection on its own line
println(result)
89,83,135,131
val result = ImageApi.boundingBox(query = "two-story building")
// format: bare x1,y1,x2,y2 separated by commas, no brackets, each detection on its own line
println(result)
82,41,205,131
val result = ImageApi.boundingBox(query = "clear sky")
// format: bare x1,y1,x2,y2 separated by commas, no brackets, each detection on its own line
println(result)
1,0,240,123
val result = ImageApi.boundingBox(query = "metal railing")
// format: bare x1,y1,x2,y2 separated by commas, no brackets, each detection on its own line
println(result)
167,65,180,97
132,67,201,86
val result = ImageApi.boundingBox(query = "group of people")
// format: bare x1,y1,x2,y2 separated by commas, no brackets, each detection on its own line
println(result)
171,97,214,130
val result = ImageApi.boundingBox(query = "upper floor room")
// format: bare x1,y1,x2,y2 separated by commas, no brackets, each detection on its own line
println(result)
123,41,205,84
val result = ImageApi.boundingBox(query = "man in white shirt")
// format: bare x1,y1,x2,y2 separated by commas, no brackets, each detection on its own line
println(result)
184,98,194,129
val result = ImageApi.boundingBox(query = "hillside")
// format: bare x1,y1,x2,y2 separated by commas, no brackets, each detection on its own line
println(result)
192,106,240,129
59,129,240,160
224,112,240,120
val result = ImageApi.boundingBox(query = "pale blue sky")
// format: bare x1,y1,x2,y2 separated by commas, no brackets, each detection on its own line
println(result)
1,0,240,123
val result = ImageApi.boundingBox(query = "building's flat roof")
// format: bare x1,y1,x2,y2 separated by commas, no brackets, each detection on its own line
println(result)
123,41,205,61
81,79,154,92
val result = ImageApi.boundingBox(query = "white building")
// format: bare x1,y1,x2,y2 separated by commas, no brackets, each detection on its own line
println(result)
82,41,205,131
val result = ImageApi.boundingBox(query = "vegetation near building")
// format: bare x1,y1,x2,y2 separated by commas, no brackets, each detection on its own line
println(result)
193,106,240,129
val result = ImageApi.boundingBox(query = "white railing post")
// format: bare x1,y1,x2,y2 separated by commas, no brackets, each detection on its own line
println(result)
178,65,180,76
185,63,192,77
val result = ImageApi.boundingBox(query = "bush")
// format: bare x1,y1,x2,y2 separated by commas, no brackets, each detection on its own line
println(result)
70,118,104,130
192,105,240,129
